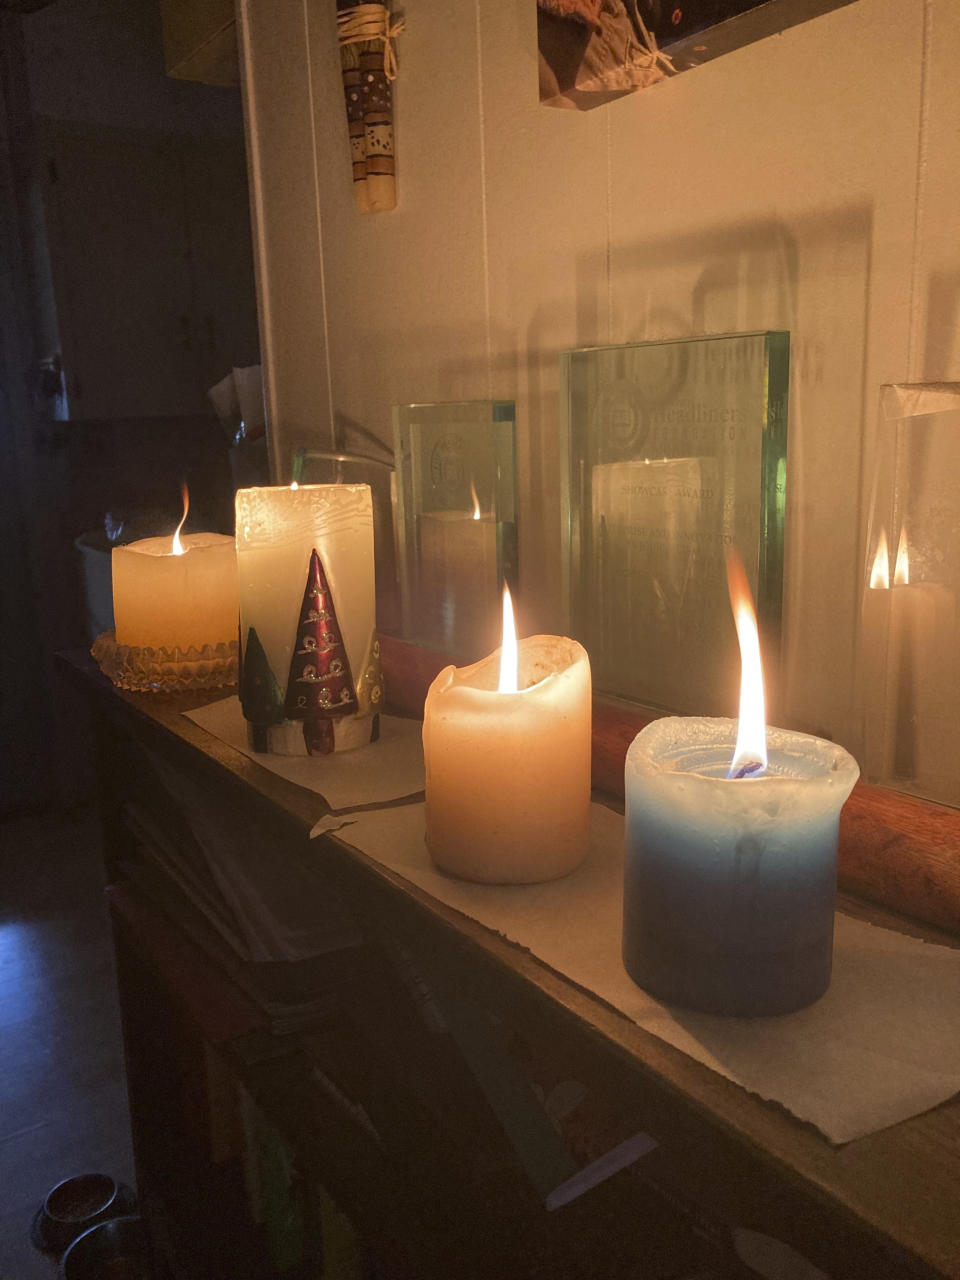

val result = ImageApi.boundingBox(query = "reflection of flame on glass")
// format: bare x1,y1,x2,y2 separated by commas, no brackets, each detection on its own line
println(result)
470,481,481,521
172,483,189,556
726,549,767,778
894,527,910,586
498,585,518,694
869,529,890,589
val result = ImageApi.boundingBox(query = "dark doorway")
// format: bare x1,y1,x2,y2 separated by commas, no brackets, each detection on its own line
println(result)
0,0,260,813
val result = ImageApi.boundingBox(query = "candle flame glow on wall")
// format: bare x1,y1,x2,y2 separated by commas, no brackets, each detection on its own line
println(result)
726,550,767,777
870,528,890,589
894,527,910,585
498,586,519,694
171,483,189,556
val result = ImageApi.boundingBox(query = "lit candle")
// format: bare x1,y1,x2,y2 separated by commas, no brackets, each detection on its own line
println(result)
622,553,860,1016
235,483,380,755
111,486,237,652
423,588,592,882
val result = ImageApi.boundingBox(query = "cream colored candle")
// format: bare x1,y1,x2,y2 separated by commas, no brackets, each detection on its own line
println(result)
111,532,238,651
235,484,378,754
423,626,592,883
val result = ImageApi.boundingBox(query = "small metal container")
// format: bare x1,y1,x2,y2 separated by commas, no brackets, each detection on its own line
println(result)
33,1174,134,1256
60,1215,153,1280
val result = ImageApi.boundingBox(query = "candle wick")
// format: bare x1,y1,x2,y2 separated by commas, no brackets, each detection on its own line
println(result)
731,760,765,780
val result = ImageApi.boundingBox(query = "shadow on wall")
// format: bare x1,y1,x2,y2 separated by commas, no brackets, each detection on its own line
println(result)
923,268,960,380
315,203,877,759
561,204,874,744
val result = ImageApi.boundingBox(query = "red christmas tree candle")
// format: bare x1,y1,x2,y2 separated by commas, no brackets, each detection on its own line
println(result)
236,484,381,755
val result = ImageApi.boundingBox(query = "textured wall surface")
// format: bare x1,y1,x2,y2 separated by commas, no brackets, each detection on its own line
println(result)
238,0,959,753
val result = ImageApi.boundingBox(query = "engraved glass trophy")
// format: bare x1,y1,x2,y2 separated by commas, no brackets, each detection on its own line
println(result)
393,401,517,660
563,332,788,713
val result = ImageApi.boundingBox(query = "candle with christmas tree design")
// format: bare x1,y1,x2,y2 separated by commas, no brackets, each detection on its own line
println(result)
235,484,381,754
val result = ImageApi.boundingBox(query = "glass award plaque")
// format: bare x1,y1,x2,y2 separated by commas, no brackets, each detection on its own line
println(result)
859,383,960,807
393,401,517,660
563,332,788,714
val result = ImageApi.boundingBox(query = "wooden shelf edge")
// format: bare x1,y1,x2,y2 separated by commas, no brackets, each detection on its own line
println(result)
380,634,960,937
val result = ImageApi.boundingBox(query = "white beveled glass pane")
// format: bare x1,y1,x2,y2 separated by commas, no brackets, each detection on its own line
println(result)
860,383,960,807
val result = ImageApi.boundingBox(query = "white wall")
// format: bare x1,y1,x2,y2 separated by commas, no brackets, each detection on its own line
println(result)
238,0,960,753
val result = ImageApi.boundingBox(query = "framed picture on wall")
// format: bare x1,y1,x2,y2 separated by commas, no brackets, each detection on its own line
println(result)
538,0,857,109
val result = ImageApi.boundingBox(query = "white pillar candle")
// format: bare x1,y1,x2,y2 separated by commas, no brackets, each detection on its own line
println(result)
423,621,592,883
111,532,238,652
235,484,379,754
623,718,859,1016
622,552,860,1016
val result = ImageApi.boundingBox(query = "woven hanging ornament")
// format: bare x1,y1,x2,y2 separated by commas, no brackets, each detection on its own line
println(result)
337,1,401,212
284,549,358,754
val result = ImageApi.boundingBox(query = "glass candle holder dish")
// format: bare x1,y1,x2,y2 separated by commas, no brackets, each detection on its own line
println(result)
623,717,859,1017
91,632,238,693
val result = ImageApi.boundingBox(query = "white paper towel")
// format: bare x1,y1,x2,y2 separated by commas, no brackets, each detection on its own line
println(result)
184,696,425,811
316,800,960,1144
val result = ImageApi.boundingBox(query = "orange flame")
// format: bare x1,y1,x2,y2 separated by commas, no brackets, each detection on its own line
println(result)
726,549,767,777
171,483,189,556
470,481,481,521
869,529,890,589
498,585,518,694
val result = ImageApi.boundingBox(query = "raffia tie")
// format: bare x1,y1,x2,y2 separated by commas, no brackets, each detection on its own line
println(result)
337,4,405,82
634,10,675,76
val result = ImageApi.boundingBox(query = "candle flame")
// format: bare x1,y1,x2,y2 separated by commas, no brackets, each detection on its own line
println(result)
726,549,767,778
171,483,189,556
290,481,299,491
470,481,481,520
869,529,890,589
894,527,910,586
498,585,518,694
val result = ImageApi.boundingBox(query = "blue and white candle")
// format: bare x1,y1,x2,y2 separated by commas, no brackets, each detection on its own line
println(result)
622,557,859,1016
